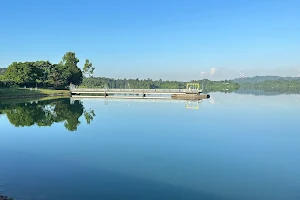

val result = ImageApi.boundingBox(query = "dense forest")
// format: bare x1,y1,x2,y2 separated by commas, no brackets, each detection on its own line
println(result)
0,52,94,89
80,77,240,92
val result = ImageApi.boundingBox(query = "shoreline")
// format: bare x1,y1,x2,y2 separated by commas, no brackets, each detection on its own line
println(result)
0,88,70,101
0,93,69,100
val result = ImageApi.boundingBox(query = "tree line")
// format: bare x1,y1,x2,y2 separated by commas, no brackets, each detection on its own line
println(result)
0,52,94,89
0,54,240,92
5,52,299,94
81,77,240,92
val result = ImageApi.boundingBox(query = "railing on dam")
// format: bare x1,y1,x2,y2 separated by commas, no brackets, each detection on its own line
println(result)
70,88,202,94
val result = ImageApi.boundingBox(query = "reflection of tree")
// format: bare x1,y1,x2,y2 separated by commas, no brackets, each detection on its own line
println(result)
0,98,95,131
84,109,96,124
54,99,84,131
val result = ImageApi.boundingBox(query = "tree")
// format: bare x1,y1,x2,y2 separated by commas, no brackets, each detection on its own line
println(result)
3,62,43,87
83,59,95,77
47,64,65,88
33,61,53,87
61,52,83,85
1,52,86,88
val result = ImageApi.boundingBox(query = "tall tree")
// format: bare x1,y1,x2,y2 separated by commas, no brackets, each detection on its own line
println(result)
61,52,83,85
83,59,95,77
47,64,65,88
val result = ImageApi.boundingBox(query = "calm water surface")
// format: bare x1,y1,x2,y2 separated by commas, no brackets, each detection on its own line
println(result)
0,93,300,200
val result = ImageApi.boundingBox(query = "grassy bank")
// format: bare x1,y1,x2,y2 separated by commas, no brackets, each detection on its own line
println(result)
0,88,70,100
0,95,69,104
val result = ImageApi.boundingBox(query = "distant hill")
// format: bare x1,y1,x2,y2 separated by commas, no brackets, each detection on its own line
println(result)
233,76,300,83
0,68,6,75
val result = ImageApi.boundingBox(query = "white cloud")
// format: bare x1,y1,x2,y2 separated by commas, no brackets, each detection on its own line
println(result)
210,68,217,76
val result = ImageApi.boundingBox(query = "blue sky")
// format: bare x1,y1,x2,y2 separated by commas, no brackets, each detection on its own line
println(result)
1,0,300,80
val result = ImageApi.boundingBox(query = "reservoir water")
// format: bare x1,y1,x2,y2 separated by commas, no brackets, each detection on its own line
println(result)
0,93,300,200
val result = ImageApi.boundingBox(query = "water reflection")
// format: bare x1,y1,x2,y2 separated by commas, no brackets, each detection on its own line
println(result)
0,98,95,131
85,98,204,110
235,89,300,96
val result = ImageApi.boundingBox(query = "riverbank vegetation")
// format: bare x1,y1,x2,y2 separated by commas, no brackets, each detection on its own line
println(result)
2,52,300,97
80,77,240,92
0,52,83,89
0,52,89,99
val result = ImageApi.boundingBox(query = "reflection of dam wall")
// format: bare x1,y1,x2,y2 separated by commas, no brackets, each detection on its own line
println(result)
71,97,185,103
70,88,210,100
71,97,202,109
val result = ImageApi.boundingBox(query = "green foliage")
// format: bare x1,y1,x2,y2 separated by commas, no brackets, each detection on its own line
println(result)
0,98,95,132
199,79,240,93
0,75,7,87
61,52,83,85
33,61,53,86
1,52,86,88
80,77,240,92
84,109,96,124
83,59,95,78
2,62,43,87
47,63,67,88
